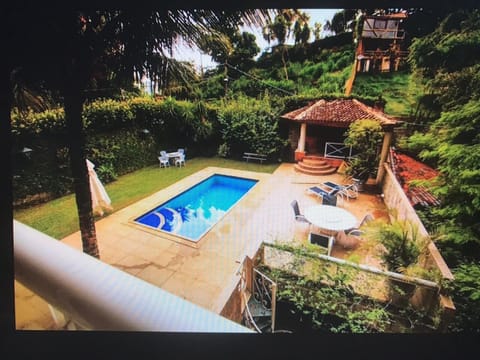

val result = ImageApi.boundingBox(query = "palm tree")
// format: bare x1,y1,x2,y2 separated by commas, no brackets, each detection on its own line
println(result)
3,8,269,258
263,11,290,80
262,9,308,80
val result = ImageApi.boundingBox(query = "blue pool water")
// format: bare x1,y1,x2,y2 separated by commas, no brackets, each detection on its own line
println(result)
134,174,258,241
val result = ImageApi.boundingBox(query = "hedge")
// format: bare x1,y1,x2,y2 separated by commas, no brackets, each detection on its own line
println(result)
11,96,219,206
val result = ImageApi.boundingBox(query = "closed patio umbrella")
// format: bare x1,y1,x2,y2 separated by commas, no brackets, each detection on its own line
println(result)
86,159,113,216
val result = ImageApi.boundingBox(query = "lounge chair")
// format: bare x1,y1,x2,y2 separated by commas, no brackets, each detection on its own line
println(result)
290,200,310,224
307,186,338,206
307,185,338,197
322,181,358,200
308,232,334,256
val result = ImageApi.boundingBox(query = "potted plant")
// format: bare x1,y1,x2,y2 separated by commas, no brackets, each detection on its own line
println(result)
364,218,430,306
344,119,384,189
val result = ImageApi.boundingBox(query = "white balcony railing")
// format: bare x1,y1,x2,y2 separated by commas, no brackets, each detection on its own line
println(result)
14,221,252,332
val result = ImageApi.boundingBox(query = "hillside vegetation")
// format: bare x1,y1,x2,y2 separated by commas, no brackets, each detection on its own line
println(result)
351,72,425,117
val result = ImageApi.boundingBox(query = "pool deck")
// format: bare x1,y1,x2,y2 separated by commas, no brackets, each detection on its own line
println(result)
15,163,389,330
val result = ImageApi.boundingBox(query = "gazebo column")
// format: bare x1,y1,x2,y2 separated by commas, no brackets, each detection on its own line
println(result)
295,122,307,161
375,129,393,184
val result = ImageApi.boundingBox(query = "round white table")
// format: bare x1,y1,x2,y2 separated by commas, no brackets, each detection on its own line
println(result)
304,205,357,232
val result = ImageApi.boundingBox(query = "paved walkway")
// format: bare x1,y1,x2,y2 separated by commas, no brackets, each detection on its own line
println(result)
15,164,389,330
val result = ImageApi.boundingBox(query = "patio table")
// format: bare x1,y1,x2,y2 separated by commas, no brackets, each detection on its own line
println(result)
167,152,181,164
304,204,357,233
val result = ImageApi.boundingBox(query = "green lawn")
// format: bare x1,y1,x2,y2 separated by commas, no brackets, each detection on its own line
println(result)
13,157,280,239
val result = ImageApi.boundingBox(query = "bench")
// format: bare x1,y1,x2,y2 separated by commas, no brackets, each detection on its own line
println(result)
243,152,267,163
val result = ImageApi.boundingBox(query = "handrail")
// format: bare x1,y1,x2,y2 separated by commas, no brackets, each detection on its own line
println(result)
324,142,352,159
242,292,261,333
14,221,252,332
264,243,439,289
253,268,277,333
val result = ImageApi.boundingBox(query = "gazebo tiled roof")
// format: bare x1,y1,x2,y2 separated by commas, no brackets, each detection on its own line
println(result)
280,99,397,128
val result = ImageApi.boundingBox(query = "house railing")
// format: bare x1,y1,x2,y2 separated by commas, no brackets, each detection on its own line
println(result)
14,221,252,332
362,49,409,58
253,268,277,333
324,142,352,159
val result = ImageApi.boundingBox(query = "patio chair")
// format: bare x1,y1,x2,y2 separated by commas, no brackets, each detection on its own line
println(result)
345,213,374,234
321,193,338,206
158,154,170,168
290,200,310,224
308,232,334,256
359,213,374,227
175,153,186,167
177,148,185,155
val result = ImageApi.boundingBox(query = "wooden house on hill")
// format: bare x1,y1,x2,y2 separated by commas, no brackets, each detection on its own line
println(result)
355,12,409,73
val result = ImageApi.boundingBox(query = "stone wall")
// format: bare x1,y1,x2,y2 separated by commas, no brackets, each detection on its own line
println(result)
380,163,454,281
380,163,455,327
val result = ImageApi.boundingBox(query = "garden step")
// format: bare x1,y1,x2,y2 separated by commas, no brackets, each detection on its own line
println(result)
305,155,344,168
304,154,326,160
302,158,329,166
297,162,333,171
294,164,337,175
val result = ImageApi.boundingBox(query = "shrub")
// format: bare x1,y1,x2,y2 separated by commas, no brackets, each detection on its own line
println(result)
83,99,135,132
217,97,287,160
344,119,384,181
86,128,157,176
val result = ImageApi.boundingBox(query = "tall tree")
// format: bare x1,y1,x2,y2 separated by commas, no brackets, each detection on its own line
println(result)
262,9,295,80
407,9,480,332
4,8,269,258
313,22,322,41
408,9,480,255
198,30,260,72
292,11,310,45
324,9,357,35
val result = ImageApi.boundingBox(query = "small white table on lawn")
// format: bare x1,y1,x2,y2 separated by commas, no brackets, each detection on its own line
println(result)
304,205,357,234
167,152,182,164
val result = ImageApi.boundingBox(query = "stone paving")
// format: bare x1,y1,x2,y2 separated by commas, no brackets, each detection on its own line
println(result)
14,163,389,330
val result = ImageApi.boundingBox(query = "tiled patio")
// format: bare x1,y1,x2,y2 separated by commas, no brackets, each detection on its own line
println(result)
15,163,390,330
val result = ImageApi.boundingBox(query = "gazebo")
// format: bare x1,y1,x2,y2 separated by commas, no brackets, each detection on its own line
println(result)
280,98,398,183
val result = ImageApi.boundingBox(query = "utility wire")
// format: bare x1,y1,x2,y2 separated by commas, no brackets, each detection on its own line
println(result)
225,62,296,96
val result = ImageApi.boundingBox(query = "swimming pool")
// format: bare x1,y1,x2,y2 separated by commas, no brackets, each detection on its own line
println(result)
134,174,258,242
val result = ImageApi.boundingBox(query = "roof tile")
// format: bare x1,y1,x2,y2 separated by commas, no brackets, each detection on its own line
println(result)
281,99,397,127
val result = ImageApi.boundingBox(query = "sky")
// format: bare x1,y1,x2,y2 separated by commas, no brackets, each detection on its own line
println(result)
172,9,341,72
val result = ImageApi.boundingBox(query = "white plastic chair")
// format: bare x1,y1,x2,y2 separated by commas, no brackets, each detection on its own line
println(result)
175,153,185,167
159,154,170,168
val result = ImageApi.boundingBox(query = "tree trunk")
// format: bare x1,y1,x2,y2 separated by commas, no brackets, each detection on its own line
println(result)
64,84,100,259
281,46,289,80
